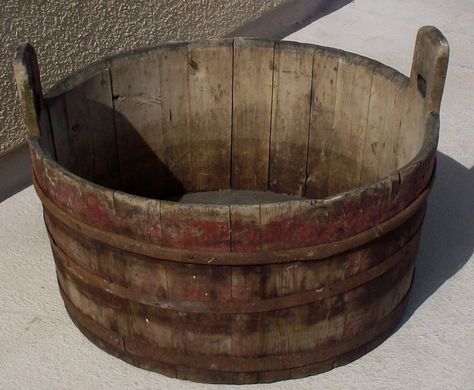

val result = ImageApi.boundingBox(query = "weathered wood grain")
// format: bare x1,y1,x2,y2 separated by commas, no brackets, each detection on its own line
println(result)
63,69,119,188
376,73,407,178
328,55,376,194
113,191,162,245
360,66,397,185
306,48,341,198
188,40,233,191
260,200,301,250
230,204,261,252
159,43,193,193
111,51,166,197
396,85,425,168
232,38,274,190
161,202,231,252
269,42,314,196
47,96,71,168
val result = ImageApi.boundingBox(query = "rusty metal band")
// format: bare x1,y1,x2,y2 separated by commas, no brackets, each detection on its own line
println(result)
59,283,409,373
50,226,420,314
33,173,430,265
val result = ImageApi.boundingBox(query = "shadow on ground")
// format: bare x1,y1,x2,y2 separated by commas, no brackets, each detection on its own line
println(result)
228,0,353,40
0,143,31,203
400,151,474,324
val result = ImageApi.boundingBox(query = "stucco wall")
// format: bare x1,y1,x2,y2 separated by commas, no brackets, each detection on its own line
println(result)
0,0,286,157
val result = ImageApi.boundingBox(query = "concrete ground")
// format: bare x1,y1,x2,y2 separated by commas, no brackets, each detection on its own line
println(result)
1,0,473,389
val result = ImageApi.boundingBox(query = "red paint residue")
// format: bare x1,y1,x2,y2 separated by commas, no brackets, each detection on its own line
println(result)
84,194,112,228
146,224,163,243
163,219,230,252
56,181,83,214
230,221,261,252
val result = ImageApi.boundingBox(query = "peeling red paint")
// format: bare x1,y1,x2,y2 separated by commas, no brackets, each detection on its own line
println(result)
55,180,84,214
147,224,162,242
83,194,113,229
260,217,300,251
163,218,230,252
230,221,261,253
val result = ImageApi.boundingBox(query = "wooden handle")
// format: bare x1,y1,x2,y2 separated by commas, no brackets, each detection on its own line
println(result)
410,26,449,114
13,43,44,140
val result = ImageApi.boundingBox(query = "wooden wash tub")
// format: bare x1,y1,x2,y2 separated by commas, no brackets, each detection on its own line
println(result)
14,26,448,383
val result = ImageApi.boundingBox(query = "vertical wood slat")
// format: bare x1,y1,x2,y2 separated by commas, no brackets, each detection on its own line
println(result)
62,69,119,188
408,91,429,162
56,265,131,341
232,312,262,360
328,56,376,194
261,306,308,355
188,40,233,192
110,51,165,197
260,201,301,251
169,265,233,357
160,43,193,193
376,74,407,178
360,66,398,185
305,49,341,198
37,104,55,159
396,86,425,168
230,204,261,252
112,191,162,245
231,39,274,190
48,96,71,167
269,42,314,196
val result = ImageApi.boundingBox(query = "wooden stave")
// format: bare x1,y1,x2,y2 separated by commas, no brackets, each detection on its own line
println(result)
14,31,449,383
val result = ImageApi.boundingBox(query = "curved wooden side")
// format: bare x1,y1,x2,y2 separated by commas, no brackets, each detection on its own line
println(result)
34,168,429,265
61,285,410,384
45,204,424,308
44,194,422,383
30,124,435,260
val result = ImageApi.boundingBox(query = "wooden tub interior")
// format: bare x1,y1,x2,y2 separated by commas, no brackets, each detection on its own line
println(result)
34,38,437,201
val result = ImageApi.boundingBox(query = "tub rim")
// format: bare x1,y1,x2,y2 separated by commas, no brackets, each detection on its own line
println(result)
36,37,442,208
15,27,449,261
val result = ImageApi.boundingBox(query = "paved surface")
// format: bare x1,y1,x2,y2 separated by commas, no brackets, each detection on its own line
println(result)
1,1,473,388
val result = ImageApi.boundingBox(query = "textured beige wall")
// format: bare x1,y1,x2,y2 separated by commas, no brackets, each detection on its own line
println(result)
1,0,285,156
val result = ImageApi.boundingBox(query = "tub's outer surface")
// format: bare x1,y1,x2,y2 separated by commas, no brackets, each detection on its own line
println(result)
15,26,448,384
